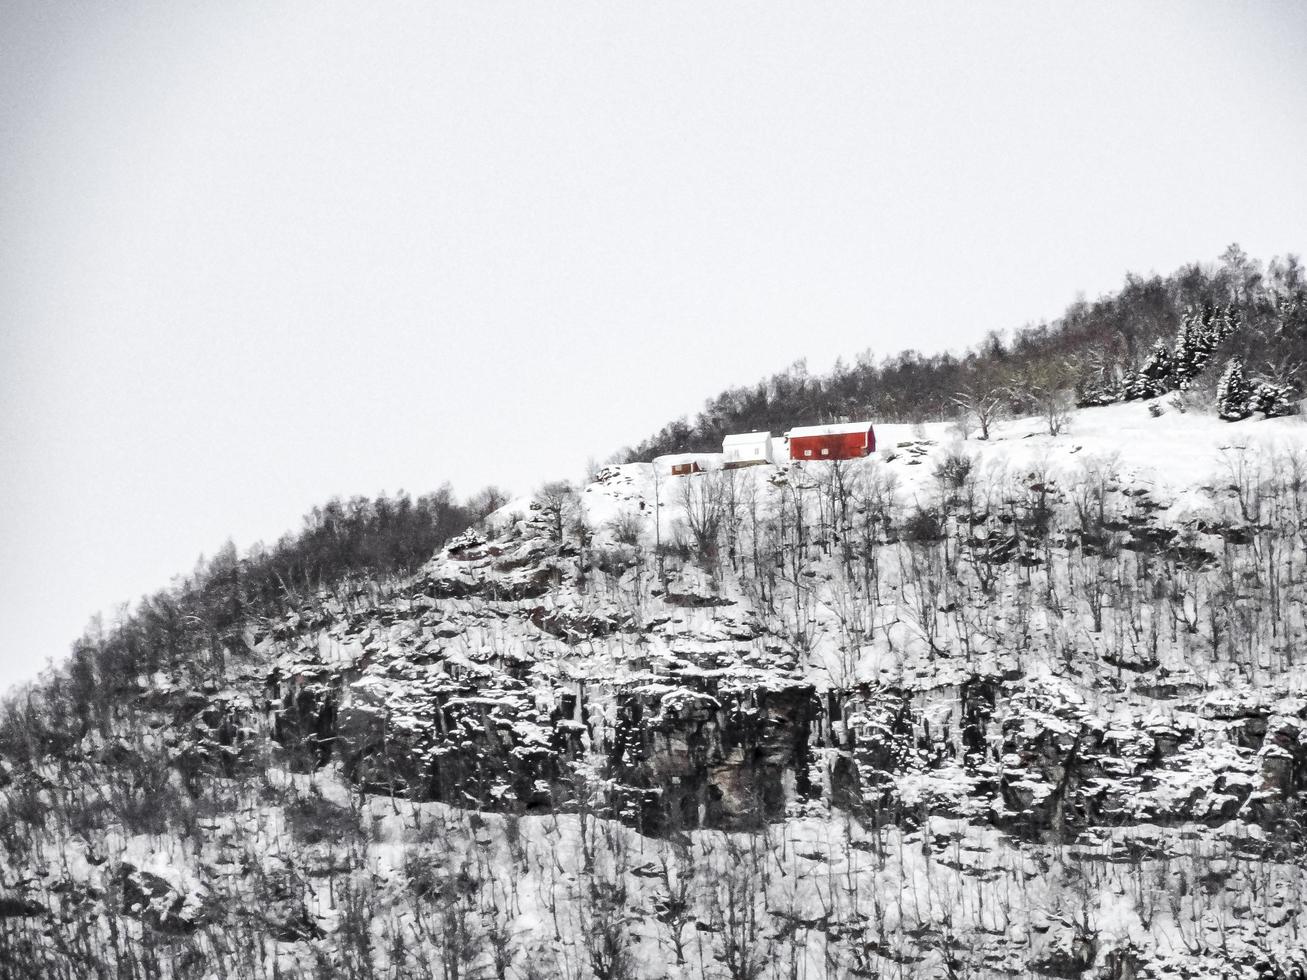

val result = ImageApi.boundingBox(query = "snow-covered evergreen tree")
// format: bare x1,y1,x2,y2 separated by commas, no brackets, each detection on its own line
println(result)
1075,366,1119,407
1216,358,1251,420
1123,340,1174,400
1173,305,1236,389
1171,311,1199,388
1211,304,1239,345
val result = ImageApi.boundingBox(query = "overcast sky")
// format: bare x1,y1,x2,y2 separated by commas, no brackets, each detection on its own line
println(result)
2,2,1305,692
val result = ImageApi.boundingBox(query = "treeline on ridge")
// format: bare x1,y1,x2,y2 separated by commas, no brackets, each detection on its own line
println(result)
629,245,1307,459
0,485,505,756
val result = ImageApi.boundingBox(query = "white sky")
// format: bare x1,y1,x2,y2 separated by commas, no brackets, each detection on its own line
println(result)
2,2,1305,692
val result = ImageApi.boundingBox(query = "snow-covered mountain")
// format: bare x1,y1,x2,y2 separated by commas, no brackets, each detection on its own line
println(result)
4,400,1307,979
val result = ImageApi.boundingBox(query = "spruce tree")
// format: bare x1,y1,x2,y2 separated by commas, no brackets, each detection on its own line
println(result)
1170,305,1239,391
1212,304,1239,346
1216,358,1251,421
1172,311,1198,388
1075,366,1118,407
1125,340,1173,399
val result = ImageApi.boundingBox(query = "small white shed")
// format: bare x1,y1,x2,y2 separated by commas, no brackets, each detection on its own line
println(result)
721,431,774,469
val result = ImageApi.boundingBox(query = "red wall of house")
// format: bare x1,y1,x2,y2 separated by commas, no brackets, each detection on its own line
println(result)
788,427,875,460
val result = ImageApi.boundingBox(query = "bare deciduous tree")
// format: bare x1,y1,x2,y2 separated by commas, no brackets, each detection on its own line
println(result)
951,372,1009,440
1015,359,1077,435
676,471,726,569
533,481,577,541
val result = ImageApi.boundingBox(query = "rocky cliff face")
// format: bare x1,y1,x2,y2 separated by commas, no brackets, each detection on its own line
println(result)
4,405,1307,978
266,515,821,834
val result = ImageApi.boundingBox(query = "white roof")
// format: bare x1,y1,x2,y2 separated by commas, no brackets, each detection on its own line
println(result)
722,431,771,445
786,421,874,438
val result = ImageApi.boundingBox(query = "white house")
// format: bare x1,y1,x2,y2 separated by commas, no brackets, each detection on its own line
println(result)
721,431,774,469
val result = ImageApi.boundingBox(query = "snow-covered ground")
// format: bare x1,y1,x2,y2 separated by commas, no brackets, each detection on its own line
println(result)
568,400,1307,545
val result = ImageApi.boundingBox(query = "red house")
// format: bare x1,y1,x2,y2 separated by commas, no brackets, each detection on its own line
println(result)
786,422,876,461
654,452,722,477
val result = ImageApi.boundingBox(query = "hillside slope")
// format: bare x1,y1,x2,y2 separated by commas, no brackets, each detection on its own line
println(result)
3,401,1307,979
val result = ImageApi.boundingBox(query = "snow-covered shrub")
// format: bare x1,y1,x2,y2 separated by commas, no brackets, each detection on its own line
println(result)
606,510,644,547
1169,386,1213,415
900,505,944,542
284,792,361,845
933,448,973,491
1248,380,1298,418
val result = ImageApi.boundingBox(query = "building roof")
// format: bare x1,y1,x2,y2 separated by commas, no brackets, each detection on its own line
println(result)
722,431,771,445
785,421,874,439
